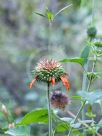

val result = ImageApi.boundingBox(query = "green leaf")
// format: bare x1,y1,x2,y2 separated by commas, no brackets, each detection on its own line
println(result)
94,39,102,47
17,108,48,126
0,128,7,134
86,105,96,118
92,49,102,56
60,57,84,65
87,72,102,80
60,117,73,123
71,130,85,136
55,4,72,17
34,12,46,18
71,123,81,128
71,95,83,101
46,9,54,22
5,126,30,136
97,119,102,128
78,90,102,104
55,123,68,132
80,46,90,65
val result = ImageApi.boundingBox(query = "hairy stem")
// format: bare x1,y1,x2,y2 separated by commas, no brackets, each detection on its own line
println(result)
47,83,52,136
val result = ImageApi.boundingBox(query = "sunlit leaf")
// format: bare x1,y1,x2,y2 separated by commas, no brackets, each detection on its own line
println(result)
55,123,69,132
60,57,84,65
46,10,54,22
17,108,48,126
93,39,102,47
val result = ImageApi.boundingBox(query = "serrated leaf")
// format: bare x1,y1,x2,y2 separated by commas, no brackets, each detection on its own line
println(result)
5,126,30,136
60,57,84,65
80,46,90,65
78,90,102,104
34,12,46,18
17,108,48,126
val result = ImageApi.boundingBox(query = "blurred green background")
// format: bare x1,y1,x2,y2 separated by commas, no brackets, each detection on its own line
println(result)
0,0,102,135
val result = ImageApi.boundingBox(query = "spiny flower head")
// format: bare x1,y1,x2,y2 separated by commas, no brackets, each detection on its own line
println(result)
29,58,70,90
51,90,69,109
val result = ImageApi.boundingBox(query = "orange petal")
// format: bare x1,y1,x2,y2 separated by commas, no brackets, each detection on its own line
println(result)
60,76,70,91
51,77,56,86
29,78,36,89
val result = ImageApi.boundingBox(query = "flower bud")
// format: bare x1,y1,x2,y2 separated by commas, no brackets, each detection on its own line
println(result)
51,90,70,109
1,104,9,116
8,123,15,129
87,26,97,38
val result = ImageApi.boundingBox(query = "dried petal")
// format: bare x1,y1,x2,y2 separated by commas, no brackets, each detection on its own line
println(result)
51,90,69,109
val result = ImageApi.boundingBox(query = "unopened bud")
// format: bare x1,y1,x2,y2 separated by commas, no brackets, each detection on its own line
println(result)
1,104,8,116
8,123,15,129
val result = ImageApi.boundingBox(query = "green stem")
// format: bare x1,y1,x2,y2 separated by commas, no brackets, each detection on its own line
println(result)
68,47,97,136
47,83,52,136
82,61,89,121
48,21,52,51
68,80,92,136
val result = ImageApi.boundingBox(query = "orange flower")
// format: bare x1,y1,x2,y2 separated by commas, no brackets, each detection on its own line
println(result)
29,58,70,91
51,77,55,86
60,75,70,90
29,77,37,89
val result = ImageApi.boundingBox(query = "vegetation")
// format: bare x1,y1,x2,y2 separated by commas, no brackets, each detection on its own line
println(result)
0,0,102,136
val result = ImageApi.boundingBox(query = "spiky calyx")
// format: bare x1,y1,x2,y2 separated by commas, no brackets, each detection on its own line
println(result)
29,58,70,91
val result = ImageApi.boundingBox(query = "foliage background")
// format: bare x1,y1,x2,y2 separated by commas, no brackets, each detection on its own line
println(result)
0,0,102,135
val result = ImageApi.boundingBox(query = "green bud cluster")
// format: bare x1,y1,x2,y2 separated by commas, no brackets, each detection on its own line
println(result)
34,67,65,82
87,26,97,39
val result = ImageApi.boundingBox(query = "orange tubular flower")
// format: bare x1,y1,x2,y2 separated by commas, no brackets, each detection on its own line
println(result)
60,75,70,91
51,77,55,86
29,77,37,89
29,58,71,91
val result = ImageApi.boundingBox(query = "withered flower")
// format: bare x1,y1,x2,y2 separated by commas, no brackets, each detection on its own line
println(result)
29,58,70,91
51,90,69,109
